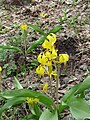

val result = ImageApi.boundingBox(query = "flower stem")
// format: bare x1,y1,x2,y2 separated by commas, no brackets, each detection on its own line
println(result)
24,33,27,55
56,64,60,107
50,76,53,99
22,31,27,55
0,73,2,91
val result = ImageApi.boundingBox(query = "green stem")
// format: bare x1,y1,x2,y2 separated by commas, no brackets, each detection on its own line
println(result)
0,73,2,91
22,30,27,55
24,34,27,55
56,64,60,108
50,76,53,99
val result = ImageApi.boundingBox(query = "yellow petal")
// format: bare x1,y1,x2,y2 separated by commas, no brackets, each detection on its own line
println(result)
37,52,48,65
42,83,48,93
59,54,69,63
42,33,56,50
51,48,58,59
36,65,45,75
25,97,34,105
45,51,51,58
47,33,56,45
40,12,47,18
0,66,2,72
33,98,39,103
42,40,52,49
20,24,27,30
46,61,52,66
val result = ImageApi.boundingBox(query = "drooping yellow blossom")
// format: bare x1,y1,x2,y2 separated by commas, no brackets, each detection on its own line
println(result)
44,49,57,66
59,54,69,63
0,67,2,72
25,97,39,105
42,33,56,50
42,83,48,93
37,48,58,67
20,24,28,31
40,11,47,18
45,48,57,60
36,65,45,75
37,52,48,65
50,48,58,59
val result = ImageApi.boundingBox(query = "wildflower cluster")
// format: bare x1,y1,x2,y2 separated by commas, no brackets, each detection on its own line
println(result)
36,33,69,78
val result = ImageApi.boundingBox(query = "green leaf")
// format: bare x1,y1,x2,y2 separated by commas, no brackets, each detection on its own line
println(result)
59,76,90,113
39,109,58,120
48,25,62,34
28,24,46,35
26,36,46,54
61,84,79,103
75,76,90,95
0,97,25,116
34,104,42,118
14,76,23,89
68,97,90,120
0,45,24,54
0,89,54,111
61,76,90,103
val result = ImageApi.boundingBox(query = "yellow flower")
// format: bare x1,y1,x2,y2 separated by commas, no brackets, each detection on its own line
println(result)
50,48,58,59
37,52,48,65
42,83,48,93
26,97,33,105
59,54,69,63
0,66,2,72
42,33,56,50
44,48,57,66
25,97,39,105
33,98,39,103
45,49,56,60
40,12,47,18
36,65,45,75
20,24,28,30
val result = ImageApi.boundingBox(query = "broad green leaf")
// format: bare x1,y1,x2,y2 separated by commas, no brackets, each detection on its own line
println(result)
26,36,46,54
75,76,90,95
59,76,90,113
48,25,62,34
0,45,24,54
34,104,42,117
39,109,58,120
68,97,90,119
14,76,23,89
61,76,90,102
34,105,41,116
20,114,35,120
0,89,54,111
28,24,46,35
0,97,25,116
61,84,79,103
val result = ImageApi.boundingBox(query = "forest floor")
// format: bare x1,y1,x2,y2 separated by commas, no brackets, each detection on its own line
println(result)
0,0,90,119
